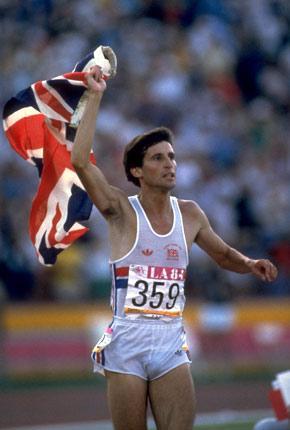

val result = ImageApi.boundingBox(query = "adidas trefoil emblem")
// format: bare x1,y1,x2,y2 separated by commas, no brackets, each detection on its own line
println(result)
142,249,154,256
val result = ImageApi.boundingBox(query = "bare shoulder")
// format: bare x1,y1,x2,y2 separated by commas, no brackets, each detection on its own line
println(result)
177,199,209,247
177,199,207,223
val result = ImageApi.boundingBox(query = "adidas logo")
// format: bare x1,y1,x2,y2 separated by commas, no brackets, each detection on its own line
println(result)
142,249,153,256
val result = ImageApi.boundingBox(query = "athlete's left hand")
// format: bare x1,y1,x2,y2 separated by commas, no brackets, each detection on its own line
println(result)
249,259,278,282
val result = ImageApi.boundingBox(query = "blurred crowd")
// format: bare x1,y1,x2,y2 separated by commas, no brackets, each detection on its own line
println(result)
1,0,290,303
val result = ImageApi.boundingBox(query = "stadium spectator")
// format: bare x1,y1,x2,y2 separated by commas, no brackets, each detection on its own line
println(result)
1,0,289,301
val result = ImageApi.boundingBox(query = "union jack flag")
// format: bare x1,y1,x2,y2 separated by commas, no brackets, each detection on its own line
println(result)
2,50,101,265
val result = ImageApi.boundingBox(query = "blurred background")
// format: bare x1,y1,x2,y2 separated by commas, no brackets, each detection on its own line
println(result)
0,0,290,428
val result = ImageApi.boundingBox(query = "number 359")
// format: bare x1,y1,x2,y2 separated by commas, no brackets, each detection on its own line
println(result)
132,280,180,310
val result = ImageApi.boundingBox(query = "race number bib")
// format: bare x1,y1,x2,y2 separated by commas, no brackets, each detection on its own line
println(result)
124,264,186,318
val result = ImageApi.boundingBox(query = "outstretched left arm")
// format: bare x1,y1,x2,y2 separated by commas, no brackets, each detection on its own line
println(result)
194,206,278,282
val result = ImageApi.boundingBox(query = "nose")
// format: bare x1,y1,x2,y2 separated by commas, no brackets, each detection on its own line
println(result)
165,157,175,168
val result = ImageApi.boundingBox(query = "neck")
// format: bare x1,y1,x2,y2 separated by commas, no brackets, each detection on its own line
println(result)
138,189,171,213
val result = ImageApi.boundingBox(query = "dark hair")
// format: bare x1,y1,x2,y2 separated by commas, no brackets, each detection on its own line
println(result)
123,126,174,187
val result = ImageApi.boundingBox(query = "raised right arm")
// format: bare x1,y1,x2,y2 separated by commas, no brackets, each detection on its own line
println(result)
71,66,125,219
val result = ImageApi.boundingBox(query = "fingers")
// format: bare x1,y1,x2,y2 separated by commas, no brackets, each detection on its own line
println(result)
85,66,107,92
263,260,278,282
267,261,278,281
88,65,102,80
254,260,278,282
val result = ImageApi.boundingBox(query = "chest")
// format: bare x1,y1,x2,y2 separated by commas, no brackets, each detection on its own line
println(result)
147,214,173,235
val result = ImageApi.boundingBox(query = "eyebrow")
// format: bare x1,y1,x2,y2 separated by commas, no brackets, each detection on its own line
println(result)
149,153,174,161
149,150,175,157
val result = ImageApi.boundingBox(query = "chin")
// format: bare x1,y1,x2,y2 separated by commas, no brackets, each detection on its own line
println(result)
161,182,175,191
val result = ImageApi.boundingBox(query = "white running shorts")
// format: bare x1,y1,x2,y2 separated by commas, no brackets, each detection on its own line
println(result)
91,317,191,381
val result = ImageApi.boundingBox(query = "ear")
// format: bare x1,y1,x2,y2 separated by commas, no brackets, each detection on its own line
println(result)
130,167,142,179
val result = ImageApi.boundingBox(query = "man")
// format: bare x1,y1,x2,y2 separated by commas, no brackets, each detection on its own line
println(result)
71,65,278,430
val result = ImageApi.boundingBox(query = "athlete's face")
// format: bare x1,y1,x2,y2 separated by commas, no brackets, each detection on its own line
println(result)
135,141,177,190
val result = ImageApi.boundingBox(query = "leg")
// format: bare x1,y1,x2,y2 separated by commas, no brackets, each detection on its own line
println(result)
105,370,149,430
148,364,196,430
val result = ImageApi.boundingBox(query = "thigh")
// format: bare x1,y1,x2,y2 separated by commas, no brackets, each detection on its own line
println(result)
148,364,196,430
105,370,149,430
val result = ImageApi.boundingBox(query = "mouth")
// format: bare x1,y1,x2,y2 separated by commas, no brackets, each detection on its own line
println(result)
163,172,175,179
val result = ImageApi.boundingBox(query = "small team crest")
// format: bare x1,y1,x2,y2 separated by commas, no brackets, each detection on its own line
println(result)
164,243,181,260
132,265,148,277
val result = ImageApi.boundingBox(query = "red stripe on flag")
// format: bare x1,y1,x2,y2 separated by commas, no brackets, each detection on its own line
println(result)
48,203,61,247
47,202,89,247
63,72,87,83
5,114,45,161
29,126,73,245
34,81,71,122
